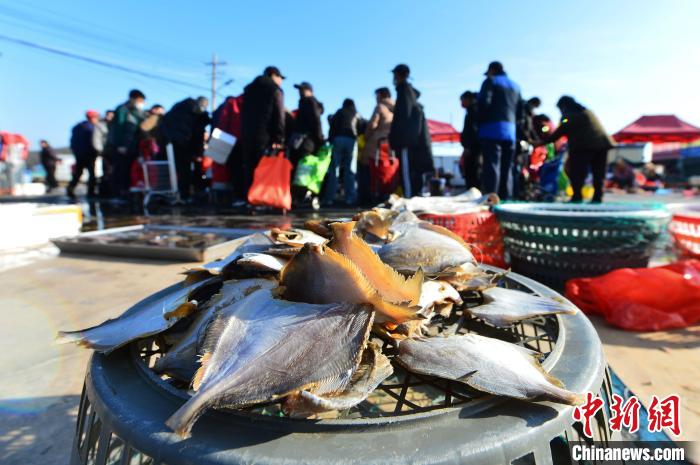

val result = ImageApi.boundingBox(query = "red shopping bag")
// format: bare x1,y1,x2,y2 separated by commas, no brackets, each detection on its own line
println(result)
369,141,400,195
247,151,293,210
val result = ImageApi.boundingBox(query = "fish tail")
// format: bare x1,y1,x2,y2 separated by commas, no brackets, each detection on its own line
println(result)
544,385,585,406
165,394,211,438
370,295,421,323
55,330,92,348
404,269,424,305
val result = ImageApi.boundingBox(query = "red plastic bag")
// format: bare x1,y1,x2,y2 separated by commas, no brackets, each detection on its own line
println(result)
247,151,293,210
565,260,700,331
369,142,399,195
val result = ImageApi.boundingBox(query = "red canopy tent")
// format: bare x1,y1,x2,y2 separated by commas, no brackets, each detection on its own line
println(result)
427,119,460,143
613,115,700,144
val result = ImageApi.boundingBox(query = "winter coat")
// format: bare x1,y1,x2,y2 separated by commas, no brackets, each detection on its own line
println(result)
390,82,434,173
543,108,614,152
361,98,394,164
40,146,58,167
92,120,109,153
70,121,97,160
294,96,324,150
477,73,522,142
240,75,285,146
109,102,145,149
329,107,360,141
163,98,210,147
461,102,479,150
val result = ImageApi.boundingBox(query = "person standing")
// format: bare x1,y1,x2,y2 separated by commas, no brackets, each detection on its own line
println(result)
360,87,394,205
389,64,433,197
97,110,114,197
67,110,100,199
163,97,210,201
39,139,59,191
110,89,146,197
459,91,481,189
238,66,286,204
477,61,522,199
538,96,614,203
289,82,324,167
322,99,361,206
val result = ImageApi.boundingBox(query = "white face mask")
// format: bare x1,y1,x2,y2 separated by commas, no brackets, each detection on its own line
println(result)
135,101,145,110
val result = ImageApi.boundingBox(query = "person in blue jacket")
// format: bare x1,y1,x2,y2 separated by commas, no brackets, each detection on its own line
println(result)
477,61,523,199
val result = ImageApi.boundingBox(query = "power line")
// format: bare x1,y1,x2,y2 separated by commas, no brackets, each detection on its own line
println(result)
0,33,210,92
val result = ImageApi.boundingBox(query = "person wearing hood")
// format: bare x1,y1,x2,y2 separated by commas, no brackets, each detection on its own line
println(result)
163,97,210,201
477,61,522,199
359,87,395,205
538,96,614,203
322,98,362,206
109,89,146,197
238,66,286,204
289,81,324,167
388,64,434,197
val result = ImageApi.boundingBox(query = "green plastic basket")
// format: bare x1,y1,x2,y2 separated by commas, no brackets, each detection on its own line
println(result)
494,202,671,289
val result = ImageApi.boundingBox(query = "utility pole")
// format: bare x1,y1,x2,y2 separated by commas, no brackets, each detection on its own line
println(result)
205,53,227,112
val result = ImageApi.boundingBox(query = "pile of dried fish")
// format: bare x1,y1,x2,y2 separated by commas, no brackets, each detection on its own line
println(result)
69,228,228,249
57,210,582,438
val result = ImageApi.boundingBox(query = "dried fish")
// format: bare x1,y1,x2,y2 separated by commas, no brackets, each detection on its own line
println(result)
397,334,583,405
467,287,577,327
269,227,327,247
165,289,374,437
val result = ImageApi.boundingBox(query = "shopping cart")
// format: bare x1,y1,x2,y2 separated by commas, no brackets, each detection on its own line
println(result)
141,143,180,208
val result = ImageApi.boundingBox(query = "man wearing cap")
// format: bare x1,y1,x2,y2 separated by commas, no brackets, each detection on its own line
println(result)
67,110,100,198
477,61,522,199
389,64,434,197
237,66,286,203
289,81,324,167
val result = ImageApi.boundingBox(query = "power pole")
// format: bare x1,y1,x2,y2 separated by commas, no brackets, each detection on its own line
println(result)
205,53,227,112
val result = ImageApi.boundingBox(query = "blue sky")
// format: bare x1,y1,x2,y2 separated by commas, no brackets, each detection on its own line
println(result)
1,0,699,149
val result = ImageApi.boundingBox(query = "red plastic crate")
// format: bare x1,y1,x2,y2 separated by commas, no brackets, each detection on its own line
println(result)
669,213,700,258
419,210,507,268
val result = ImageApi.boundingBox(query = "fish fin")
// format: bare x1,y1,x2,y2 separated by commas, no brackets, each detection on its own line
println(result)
528,356,566,389
191,352,212,391
198,311,230,356
163,301,198,320
457,370,479,383
404,268,424,306
370,296,422,324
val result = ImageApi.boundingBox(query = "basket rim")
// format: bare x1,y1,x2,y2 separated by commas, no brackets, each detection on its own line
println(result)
494,202,671,220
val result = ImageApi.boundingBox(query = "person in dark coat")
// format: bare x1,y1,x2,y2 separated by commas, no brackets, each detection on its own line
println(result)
39,139,59,191
459,91,481,189
388,64,434,197
163,97,210,200
538,96,614,203
109,89,146,197
237,66,286,204
67,110,100,199
477,61,522,199
289,82,324,167
322,98,361,206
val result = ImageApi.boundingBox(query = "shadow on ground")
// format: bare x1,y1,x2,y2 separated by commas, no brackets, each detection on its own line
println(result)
0,394,79,465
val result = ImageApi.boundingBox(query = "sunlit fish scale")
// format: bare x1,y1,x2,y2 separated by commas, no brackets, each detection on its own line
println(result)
153,279,276,381
56,277,218,353
280,243,421,323
328,221,423,306
378,222,476,274
165,289,374,437
235,253,289,273
397,334,583,405
283,341,392,418
467,287,578,327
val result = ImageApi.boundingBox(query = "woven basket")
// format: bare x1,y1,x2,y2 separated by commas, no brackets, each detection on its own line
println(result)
669,207,700,258
494,202,671,289
419,209,506,267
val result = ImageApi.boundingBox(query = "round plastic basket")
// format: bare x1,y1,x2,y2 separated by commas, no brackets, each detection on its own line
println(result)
669,205,700,258
419,209,506,267
494,202,671,290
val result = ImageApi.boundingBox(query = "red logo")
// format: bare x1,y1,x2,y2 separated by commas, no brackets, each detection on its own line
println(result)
648,395,681,436
572,392,604,438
